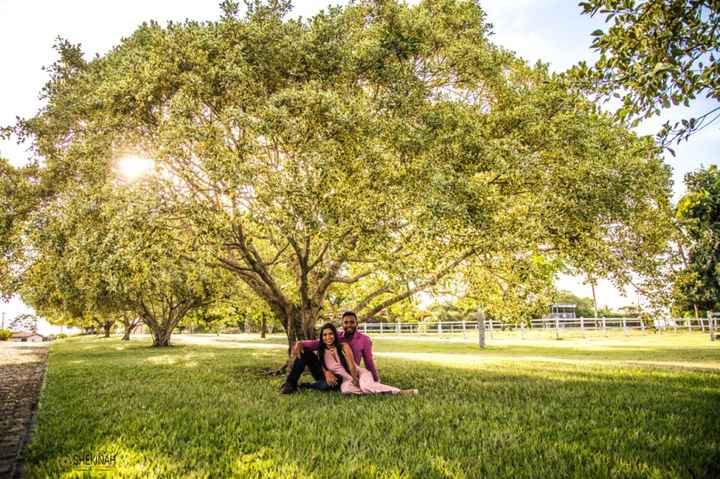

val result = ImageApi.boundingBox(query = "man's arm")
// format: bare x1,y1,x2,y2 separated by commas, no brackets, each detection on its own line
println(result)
300,339,321,351
362,337,380,382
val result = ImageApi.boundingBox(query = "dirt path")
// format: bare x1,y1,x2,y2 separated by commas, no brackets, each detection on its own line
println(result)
0,342,49,479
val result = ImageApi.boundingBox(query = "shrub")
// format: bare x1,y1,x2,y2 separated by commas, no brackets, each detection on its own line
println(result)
56,333,68,339
0,328,12,341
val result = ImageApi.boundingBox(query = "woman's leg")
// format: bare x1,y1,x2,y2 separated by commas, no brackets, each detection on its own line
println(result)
340,380,363,395
357,368,400,394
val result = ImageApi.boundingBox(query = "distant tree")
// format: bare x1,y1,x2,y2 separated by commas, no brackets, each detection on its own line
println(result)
672,165,720,312
229,296,279,337
554,290,596,318
574,0,720,146
186,306,228,335
460,254,560,325
9,313,37,332
88,313,117,338
120,312,142,341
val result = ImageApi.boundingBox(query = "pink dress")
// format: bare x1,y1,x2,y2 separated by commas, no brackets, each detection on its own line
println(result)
323,347,400,395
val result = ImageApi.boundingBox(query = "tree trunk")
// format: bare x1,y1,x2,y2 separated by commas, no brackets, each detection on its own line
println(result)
141,302,194,347
301,310,317,340
285,310,303,354
122,321,139,340
260,315,267,339
122,315,140,341
102,321,113,338
151,327,173,347
144,313,178,347
283,307,319,355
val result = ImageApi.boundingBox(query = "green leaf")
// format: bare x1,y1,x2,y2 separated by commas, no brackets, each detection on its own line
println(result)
652,63,673,75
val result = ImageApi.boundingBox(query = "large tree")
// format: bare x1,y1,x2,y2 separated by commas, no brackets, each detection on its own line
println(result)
575,0,720,145
13,0,672,348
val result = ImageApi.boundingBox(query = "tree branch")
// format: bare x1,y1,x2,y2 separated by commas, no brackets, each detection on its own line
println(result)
355,286,392,312
358,249,475,320
332,269,374,284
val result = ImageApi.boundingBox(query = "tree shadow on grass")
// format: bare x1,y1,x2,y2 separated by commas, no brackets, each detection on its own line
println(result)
22,337,720,478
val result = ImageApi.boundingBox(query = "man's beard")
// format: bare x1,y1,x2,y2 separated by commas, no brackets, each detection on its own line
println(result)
343,328,356,341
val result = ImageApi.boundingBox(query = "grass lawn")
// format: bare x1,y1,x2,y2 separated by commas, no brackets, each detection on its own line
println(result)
24,333,720,478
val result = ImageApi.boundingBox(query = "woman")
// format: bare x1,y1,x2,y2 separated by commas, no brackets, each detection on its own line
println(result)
316,322,417,396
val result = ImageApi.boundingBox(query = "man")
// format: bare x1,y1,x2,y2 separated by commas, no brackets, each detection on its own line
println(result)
279,310,379,394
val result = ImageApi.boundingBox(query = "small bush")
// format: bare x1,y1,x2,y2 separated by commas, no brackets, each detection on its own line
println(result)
56,333,68,339
0,328,12,341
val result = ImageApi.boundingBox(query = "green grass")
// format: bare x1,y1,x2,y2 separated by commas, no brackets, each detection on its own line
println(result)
24,334,720,478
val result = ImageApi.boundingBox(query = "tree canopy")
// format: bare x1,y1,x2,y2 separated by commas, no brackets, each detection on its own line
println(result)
8,0,673,346
575,0,720,145
0,157,40,300
19,179,234,346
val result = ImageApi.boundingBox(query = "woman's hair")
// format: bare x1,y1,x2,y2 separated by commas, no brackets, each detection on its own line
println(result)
317,322,350,374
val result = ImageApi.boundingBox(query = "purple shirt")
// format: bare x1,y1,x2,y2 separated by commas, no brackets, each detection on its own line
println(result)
301,331,380,381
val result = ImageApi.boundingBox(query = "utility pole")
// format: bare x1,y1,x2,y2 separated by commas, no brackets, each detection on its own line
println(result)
1,311,4,329
591,281,599,318
589,276,599,328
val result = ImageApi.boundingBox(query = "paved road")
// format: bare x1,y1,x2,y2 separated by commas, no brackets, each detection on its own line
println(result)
0,342,49,479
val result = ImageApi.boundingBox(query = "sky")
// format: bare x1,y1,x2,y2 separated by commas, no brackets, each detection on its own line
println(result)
1,0,718,323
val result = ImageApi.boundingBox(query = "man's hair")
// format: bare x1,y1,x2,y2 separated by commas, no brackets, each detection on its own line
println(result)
341,310,357,321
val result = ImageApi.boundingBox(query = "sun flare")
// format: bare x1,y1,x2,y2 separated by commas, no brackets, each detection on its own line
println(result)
117,155,154,179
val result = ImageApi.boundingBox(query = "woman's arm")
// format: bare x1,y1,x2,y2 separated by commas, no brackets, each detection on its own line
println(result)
320,352,338,386
343,344,360,385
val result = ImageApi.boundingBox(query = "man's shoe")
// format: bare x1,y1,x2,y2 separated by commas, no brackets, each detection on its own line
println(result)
279,382,297,394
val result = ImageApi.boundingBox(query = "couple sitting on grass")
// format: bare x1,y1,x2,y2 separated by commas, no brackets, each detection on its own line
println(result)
280,310,418,396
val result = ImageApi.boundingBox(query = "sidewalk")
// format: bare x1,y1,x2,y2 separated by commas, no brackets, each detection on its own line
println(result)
0,342,49,479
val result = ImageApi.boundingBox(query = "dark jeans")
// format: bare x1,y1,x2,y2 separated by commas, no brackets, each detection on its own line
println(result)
286,350,341,391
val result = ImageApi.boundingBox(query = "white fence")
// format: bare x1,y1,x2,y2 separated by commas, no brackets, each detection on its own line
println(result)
359,316,720,338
